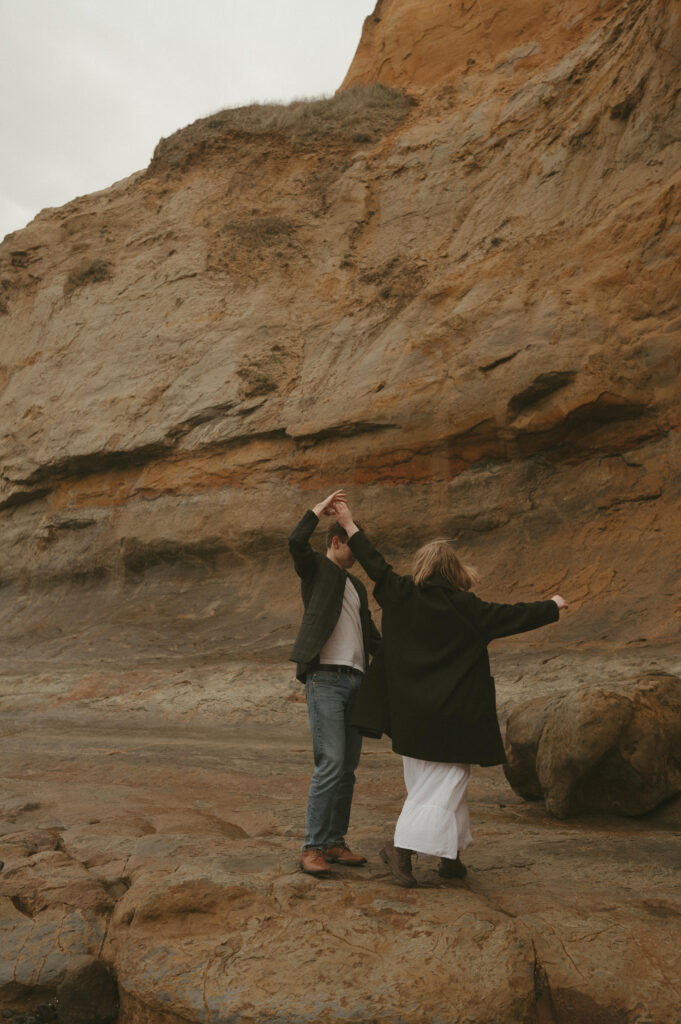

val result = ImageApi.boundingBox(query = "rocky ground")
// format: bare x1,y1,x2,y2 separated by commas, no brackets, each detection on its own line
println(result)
2,644,680,1024
1,0,680,648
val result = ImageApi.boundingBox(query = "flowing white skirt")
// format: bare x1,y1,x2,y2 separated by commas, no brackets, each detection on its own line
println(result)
393,756,472,859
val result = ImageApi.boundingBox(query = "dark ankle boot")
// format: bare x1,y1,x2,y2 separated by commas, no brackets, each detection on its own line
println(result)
438,855,467,879
380,840,418,888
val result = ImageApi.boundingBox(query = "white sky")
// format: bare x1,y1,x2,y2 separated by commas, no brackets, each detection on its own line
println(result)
0,0,376,242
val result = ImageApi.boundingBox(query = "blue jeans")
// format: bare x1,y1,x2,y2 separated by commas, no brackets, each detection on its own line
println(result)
303,667,363,851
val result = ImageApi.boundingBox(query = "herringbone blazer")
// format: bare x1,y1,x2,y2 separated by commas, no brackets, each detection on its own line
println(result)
288,510,380,682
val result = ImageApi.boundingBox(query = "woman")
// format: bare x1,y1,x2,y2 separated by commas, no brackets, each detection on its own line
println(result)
333,500,567,888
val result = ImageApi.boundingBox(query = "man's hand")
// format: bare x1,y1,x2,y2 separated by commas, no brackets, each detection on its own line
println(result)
312,489,346,519
551,595,568,611
335,500,360,538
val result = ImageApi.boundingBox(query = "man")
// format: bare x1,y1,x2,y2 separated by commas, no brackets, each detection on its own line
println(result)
289,488,381,878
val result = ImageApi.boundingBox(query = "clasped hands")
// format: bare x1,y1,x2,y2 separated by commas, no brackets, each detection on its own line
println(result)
312,489,354,531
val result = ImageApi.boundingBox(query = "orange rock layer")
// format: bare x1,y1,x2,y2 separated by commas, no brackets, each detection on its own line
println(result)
0,0,680,650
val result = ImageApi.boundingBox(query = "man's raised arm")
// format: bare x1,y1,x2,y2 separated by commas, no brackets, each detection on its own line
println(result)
288,489,346,579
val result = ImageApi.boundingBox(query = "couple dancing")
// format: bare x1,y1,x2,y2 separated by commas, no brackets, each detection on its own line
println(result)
288,489,567,888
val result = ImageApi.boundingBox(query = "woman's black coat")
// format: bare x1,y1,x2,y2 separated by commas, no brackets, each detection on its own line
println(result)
348,530,559,766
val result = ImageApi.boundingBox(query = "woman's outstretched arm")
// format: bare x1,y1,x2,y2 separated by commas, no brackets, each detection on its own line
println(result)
469,592,567,642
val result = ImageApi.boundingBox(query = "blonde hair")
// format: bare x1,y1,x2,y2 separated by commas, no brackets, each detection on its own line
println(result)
412,539,479,591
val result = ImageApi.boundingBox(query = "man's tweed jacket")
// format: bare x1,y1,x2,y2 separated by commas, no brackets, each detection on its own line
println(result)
288,510,381,683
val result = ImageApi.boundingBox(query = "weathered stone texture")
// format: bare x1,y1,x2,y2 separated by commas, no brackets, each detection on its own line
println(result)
0,0,680,655
505,673,681,816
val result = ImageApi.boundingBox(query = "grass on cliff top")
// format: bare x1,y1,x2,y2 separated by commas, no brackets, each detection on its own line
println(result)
150,84,414,173
206,83,414,138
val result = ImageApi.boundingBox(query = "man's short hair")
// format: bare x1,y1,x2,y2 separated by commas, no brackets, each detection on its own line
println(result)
326,520,362,549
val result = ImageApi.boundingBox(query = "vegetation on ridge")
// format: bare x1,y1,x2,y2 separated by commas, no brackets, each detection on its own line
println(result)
148,84,415,176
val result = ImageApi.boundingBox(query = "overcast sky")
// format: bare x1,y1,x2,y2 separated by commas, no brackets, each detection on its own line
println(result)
0,0,376,242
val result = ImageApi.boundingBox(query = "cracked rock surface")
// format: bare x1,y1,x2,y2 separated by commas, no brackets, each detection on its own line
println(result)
1,647,680,1024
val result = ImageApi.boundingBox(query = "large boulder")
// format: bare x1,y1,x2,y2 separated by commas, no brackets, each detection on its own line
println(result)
105,865,549,1024
504,673,681,817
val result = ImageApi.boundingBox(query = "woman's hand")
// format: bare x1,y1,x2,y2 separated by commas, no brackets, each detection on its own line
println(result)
312,489,346,518
335,500,360,538
551,594,568,611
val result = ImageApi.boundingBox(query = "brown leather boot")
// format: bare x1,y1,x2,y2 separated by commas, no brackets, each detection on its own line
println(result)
300,848,331,877
438,855,467,879
325,843,367,866
380,841,417,888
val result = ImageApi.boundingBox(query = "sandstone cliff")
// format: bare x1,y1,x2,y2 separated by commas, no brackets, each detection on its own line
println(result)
1,0,680,659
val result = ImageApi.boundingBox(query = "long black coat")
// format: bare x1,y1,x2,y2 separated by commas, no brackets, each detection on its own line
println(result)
288,510,381,682
348,530,559,766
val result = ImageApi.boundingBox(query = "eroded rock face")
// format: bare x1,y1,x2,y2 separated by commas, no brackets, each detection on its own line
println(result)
342,0,630,93
504,673,681,816
0,1,680,658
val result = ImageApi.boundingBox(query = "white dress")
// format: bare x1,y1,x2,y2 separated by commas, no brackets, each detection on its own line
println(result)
393,756,472,859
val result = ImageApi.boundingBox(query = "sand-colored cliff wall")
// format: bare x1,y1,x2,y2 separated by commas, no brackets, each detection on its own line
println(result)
342,0,630,92
1,0,680,658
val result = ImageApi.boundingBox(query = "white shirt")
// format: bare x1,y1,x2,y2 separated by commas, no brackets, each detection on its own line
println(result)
319,576,365,672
